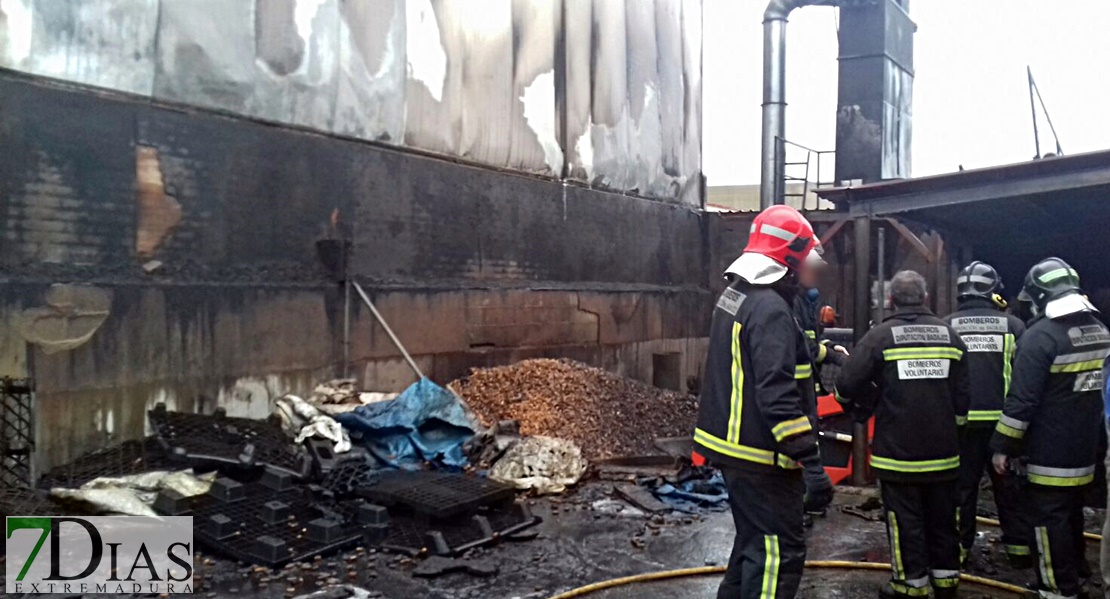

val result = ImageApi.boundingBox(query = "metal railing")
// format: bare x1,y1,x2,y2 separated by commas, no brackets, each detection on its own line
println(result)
774,137,836,210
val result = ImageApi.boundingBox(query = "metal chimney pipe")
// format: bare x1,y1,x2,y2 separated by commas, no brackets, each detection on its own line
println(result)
760,0,836,209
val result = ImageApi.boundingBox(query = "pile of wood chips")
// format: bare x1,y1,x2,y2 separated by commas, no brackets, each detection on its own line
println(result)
449,359,697,460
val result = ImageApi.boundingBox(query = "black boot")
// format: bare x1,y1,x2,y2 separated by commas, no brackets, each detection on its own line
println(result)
933,586,958,599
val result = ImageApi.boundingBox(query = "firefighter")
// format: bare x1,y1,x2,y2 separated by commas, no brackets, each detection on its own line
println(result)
944,261,1030,567
695,205,830,599
836,270,970,599
991,257,1110,599
795,249,851,377
794,249,849,517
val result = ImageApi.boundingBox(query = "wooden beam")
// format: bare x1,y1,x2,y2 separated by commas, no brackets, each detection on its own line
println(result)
818,217,850,247
881,217,932,262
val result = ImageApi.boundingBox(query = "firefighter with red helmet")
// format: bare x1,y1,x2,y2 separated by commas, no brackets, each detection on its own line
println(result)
695,205,830,599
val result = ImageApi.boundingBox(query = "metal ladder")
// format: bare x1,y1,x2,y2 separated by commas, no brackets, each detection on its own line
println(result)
775,137,836,210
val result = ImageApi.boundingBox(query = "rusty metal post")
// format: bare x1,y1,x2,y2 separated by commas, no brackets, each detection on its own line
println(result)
851,216,872,486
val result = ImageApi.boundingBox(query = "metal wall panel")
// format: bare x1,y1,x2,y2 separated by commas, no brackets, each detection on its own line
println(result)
0,0,702,204
1,0,158,96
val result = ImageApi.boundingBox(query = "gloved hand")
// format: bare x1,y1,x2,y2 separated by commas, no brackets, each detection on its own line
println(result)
802,460,834,514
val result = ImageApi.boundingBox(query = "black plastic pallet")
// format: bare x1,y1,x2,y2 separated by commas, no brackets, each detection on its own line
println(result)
167,476,363,568
320,456,380,498
39,437,176,490
0,487,64,518
1,377,35,489
381,502,540,557
148,404,312,479
358,471,514,519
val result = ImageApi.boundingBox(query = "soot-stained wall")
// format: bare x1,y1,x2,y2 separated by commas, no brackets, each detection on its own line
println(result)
0,72,711,469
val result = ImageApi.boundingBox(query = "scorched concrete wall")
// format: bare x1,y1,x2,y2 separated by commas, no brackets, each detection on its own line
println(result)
0,71,711,470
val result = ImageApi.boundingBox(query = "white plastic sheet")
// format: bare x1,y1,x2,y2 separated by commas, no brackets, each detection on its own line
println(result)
489,435,587,495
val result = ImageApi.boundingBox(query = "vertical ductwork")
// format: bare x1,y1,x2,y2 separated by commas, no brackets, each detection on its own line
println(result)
835,0,915,185
760,0,835,209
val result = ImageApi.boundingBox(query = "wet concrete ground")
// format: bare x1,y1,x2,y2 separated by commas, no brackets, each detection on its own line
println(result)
7,481,1104,598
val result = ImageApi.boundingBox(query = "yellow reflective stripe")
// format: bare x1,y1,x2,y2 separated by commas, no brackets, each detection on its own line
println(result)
995,421,1025,439
968,410,1002,421
870,455,960,473
889,583,930,597
794,363,813,380
761,535,780,599
882,346,964,361
1006,544,1031,556
817,342,828,363
955,415,968,426
1002,333,1015,395
889,511,904,579
728,322,743,443
1036,527,1058,591
1038,267,1078,284
1049,359,1103,373
805,329,817,339
693,428,800,469
932,576,958,588
771,416,812,441
1027,473,1095,487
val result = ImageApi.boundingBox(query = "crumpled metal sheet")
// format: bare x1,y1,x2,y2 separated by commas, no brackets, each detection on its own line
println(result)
0,0,702,205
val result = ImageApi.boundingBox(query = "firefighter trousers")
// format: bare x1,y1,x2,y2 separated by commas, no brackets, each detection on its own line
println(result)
1028,483,1090,599
718,464,806,599
957,425,1031,561
880,479,961,597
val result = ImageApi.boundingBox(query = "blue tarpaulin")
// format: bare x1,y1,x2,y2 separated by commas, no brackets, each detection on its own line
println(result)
335,378,477,470
652,471,730,512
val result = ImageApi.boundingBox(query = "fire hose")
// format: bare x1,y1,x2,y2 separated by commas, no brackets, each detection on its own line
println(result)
545,561,1029,599
977,515,1102,542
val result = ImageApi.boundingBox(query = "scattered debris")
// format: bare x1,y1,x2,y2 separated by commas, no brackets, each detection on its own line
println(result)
274,395,352,454
450,359,698,460
596,455,680,481
310,379,398,415
842,501,885,522
293,585,383,599
612,483,670,513
489,436,588,495
653,436,695,459
142,259,164,273
412,555,499,578
48,469,215,516
642,466,729,512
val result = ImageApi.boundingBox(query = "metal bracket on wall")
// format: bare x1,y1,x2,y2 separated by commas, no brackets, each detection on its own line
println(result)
0,378,35,489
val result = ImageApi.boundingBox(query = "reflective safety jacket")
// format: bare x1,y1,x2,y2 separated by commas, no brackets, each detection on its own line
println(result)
835,306,971,482
695,280,820,471
944,298,1025,426
991,312,1110,488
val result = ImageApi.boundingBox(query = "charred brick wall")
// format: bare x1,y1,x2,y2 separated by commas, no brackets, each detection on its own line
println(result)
0,71,711,469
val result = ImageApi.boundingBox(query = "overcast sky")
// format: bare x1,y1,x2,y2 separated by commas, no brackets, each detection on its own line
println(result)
703,1,1110,186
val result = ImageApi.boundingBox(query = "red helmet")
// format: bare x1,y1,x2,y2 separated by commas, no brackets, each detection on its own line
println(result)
725,205,818,285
